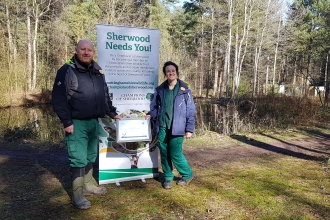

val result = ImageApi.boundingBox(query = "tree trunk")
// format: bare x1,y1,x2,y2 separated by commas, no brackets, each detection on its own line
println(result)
305,54,311,97
5,4,13,67
194,59,198,91
252,0,271,97
272,16,281,95
265,56,269,95
233,0,252,97
26,2,32,91
30,0,54,91
325,53,329,106
293,55,297,86
253,45,258,97
232,28,239,97
32,15,39,91
199,14,204,97
5,3,15,92
213,51,219,97
207,10,214,98
292,55,297,95
221,0,233,98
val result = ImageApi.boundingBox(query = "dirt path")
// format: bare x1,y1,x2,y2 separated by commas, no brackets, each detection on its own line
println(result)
186,135,330,169
1,134,329,168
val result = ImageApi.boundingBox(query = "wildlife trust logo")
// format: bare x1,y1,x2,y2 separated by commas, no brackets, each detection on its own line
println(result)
146,93,154,101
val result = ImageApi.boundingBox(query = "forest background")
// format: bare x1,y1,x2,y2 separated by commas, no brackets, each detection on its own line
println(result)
2,1,330,219
1,0,330,107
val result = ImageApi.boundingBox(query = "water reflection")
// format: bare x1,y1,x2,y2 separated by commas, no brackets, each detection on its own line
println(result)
0,105,64,142
0,102,248,142
195,101,253,135
196,102,224,134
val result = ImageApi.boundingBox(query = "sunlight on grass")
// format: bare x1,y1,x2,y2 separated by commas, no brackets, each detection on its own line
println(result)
1,127,330,219
2,155,329,219
214,156,330,219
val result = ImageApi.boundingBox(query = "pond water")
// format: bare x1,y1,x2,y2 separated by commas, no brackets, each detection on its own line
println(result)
0,102,246,142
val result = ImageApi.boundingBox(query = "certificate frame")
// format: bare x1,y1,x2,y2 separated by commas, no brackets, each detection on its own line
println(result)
116,118,152,143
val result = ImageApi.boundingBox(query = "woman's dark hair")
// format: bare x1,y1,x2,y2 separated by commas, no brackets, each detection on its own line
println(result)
162,61,179,77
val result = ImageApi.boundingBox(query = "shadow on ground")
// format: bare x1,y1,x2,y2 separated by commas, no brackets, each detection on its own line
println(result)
230,128,330,162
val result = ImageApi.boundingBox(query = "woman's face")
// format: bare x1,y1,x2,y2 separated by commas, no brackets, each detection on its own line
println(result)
165,65,178,81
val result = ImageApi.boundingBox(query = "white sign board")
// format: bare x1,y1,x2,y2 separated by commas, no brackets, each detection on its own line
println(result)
96,24,160,185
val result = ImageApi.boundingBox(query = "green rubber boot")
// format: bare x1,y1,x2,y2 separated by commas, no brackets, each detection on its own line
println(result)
71,167,91,209
83,163,107,195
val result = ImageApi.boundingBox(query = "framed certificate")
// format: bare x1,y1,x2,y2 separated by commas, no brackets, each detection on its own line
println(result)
116,118,152,143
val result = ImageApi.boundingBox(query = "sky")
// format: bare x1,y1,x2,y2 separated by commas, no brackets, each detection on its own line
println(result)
174,0,294,11
175,0,294,7
176,0,185,7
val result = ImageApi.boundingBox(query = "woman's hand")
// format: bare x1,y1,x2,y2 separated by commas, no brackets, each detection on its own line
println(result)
185,132,192,139
145,115,151,120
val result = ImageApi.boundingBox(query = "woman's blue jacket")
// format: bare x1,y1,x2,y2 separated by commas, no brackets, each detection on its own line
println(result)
148,79,196,136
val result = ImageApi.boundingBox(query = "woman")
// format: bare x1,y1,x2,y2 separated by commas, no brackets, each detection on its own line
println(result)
146,61,196,189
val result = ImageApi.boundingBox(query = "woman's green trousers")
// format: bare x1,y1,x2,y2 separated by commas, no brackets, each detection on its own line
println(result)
158,127,193,181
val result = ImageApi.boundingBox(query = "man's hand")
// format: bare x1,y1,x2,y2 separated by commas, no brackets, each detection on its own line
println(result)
65,125,74,134
145,115,151,120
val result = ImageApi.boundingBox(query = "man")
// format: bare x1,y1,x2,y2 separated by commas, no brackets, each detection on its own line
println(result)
52,39,121,209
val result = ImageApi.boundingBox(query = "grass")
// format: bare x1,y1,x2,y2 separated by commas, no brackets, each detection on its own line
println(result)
1,126,330,220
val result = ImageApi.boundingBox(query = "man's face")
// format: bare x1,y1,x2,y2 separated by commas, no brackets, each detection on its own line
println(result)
75,41,95,65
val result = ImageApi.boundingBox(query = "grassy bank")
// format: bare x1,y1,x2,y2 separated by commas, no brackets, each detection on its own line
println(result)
1,126,330,219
